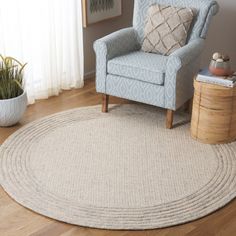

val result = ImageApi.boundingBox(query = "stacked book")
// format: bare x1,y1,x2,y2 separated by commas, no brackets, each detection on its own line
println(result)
196,68,236,88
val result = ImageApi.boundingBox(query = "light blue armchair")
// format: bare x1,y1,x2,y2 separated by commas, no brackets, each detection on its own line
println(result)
94,0,219,128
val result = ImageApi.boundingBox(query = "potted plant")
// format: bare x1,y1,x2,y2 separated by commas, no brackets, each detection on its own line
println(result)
0,55,27,127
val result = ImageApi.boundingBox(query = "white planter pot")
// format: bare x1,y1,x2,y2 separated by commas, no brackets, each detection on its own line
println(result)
0,91,28,127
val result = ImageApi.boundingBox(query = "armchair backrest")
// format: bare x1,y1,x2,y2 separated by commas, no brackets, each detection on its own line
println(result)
133,0,219,43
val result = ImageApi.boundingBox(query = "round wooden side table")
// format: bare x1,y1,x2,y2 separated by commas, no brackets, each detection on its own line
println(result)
191,79,236,144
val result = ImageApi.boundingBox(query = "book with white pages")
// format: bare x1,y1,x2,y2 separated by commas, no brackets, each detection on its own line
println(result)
196,68,236,88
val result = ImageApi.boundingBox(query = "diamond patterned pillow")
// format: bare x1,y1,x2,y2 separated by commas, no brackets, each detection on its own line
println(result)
141,4,195,56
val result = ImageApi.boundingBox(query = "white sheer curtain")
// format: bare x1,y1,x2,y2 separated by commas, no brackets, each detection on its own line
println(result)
0,0,84,104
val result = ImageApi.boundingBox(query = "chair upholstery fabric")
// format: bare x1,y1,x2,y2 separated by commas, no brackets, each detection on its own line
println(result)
94,0,219,111
106,75,165,107
108,51,168,85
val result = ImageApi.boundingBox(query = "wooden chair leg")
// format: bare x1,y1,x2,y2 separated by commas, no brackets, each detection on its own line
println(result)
166,109,174,129
102,94,109,113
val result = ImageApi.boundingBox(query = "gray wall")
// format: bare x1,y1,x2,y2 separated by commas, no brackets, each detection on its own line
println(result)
201,0,236,69
83,0,236,76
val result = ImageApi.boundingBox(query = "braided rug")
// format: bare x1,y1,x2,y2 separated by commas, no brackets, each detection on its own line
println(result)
0,105,235,230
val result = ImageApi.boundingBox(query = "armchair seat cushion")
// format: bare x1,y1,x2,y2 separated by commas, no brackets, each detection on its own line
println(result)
107,51,168,85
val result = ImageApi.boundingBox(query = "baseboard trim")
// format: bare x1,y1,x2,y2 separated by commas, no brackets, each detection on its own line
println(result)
84,70,95,80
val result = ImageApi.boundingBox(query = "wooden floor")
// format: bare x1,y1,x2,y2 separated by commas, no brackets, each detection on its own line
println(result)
0,79,236,236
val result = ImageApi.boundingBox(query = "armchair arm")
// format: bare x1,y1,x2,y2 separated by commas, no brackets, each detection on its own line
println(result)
93,27,140,93
165,38,205,110
167,38,205,70
94,27,140,60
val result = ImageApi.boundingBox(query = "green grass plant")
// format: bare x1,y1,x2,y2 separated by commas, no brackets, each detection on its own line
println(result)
0,55,27,100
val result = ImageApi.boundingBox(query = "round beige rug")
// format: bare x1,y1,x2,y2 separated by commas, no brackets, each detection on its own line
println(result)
0,105,236,230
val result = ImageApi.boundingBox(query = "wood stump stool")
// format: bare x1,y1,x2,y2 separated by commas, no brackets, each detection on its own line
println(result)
191,80,236,144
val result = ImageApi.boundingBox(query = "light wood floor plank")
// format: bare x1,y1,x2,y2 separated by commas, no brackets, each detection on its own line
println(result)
29,222,72,236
